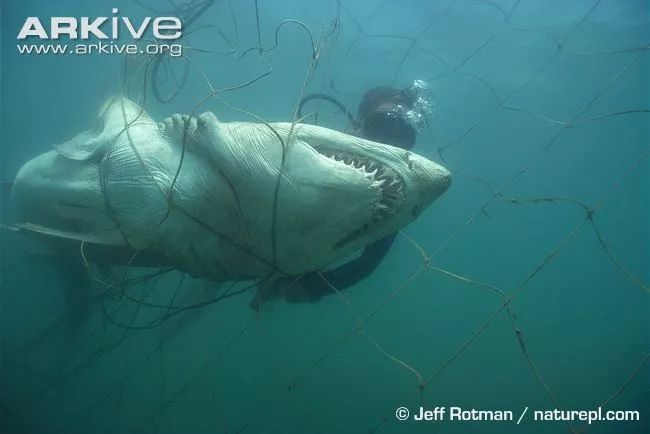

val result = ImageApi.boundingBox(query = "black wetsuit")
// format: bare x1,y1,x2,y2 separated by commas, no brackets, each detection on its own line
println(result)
288,233,397,303
250,234,396,309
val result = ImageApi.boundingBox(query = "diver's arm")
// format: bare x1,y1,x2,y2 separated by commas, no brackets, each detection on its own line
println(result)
250,234,397,308
285,233,398,302
323,233,397,288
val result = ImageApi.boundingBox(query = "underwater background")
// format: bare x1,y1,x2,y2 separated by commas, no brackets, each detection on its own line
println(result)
1,0,648,433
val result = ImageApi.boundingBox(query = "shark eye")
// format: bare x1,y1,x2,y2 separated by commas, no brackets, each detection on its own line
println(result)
412,204,420,216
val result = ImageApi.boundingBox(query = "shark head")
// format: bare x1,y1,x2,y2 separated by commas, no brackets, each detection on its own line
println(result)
10,98,450,281
195,113,451,275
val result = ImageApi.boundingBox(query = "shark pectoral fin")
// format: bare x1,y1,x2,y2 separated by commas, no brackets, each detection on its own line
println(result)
53,128,107,161
53,96,156,161
9,221,127,246
50,204,121,236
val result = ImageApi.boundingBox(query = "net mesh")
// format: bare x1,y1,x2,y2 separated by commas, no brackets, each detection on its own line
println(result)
2,0,648,433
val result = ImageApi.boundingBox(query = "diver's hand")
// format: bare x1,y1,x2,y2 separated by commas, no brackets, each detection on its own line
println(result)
248,277,297,311
248,274,331,311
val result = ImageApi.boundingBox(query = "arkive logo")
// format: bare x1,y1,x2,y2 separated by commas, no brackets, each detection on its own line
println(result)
17,8,182,40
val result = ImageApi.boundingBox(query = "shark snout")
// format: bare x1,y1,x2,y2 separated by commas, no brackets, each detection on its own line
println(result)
407,152,451,202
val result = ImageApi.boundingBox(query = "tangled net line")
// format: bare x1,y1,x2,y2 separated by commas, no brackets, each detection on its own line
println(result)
2,0,648,433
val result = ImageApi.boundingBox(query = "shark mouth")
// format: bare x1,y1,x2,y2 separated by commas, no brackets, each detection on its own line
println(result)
319,148,405,248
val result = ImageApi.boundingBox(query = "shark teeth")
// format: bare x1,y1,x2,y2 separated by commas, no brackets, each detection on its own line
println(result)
321,150,383,174
319,148,406,248
319,150,405,215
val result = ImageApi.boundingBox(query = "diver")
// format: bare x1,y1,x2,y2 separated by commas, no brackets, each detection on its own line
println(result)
251,80,433,309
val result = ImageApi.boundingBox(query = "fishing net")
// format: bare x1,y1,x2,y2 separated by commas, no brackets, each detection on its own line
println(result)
1,0,648,433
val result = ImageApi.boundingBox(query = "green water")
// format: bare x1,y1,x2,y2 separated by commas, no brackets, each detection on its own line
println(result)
1,1,648,433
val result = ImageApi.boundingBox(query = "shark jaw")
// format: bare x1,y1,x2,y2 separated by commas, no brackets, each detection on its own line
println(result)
317,148,406,248
258,122,452,270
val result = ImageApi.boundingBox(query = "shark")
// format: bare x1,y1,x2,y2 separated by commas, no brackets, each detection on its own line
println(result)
7,96,451,283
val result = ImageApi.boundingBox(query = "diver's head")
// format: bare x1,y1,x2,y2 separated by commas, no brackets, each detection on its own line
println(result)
357,80,433,150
